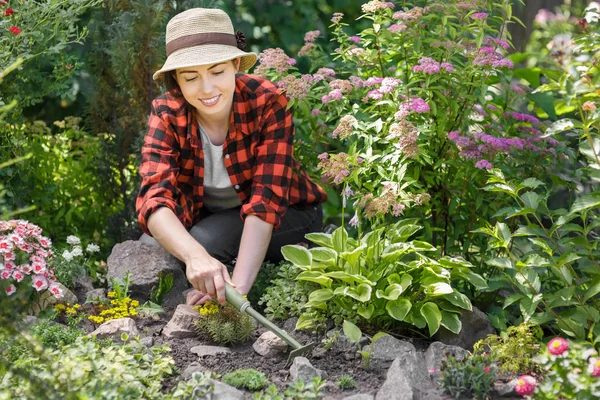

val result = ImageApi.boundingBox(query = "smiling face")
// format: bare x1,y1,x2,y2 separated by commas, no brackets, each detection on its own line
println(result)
175,58,241,123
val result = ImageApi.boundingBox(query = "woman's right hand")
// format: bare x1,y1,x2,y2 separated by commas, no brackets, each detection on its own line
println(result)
185,254,235,305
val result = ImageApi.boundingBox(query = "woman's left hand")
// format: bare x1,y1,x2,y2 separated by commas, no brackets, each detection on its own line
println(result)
186,289,212,305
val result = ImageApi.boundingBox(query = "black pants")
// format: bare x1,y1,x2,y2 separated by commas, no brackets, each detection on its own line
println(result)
139,204,323,265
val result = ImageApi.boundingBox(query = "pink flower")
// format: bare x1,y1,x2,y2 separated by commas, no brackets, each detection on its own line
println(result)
318,153,329,161
349,36,360,43
303,30,320,43
387,23,407,32
331,12,344,24
583,101,597,112
484,366,491,373
32,274,48,291
38,236,52,248
328,89,343,101
311,109,321,117
0,238,13,251
588,357,600,377
349,211,359,227
471,12,488,20
48,283,64,298
514,375,537,396
475,159,493,169
5,284,16,296
547,337,569,355
409,98,430,113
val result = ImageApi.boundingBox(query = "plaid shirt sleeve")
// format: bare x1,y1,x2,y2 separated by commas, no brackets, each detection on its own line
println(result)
240,91,294,229
136,100,192,235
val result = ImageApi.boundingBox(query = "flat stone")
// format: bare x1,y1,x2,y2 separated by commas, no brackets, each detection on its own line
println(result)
85,288,107,303
367,335,417,368
140,337,154,347
106,240,188,308
289,356,323,382
424,341,470,381
162,304,199,339
208,380,245,400
89,317,139,340
253,331,288,357
375,355,434,400
182,362,205,380
342,395,375,400
437,306,495,351
190,345,232,357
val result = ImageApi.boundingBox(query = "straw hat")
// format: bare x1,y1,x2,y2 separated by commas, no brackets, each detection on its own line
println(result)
153,8,257,80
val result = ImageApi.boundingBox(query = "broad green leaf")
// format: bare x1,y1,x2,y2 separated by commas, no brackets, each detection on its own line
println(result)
520,192,540,212
372,331,388,343
542,118,574,137
516,269,541,294
440,312,462,334
326,272,375,286
528,238,553,256
361,228,383,248
411,241,437,252
557,317,585,339
381,243,413,261
528,312,554,326
332,226,349,253
296,271,332,287
281,245,312,267
442,292,472,311
503,293,522,309
358,304,375,319
343,320,362,343
520,293,543,322
556,252,580,268
520,178,545,190
305,232,333,248
375,283,403,300
528,92,557,120
512,225,546,237
400,273,412,291
426,282,453,295
584,281,600,303
305,289,334,308
483,183,516,195
579,138,600,164
310,247,338,263
394,224,422,242
340,245,366,270
334,284,372,302
486,257,514,269
386,298,412,321
458,270,488,290
296,313,314,330
420,302,442,336
439,256,474,269
571,192,600,214
409,308,427,329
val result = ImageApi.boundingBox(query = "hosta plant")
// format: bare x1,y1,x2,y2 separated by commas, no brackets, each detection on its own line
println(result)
282,220,485,336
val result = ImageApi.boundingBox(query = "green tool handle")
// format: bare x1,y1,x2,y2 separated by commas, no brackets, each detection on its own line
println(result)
225,282,302,350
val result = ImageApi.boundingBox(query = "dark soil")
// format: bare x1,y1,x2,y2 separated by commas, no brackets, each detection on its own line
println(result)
140,307,388,398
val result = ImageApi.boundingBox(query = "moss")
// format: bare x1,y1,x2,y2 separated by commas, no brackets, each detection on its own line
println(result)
222,368,269,391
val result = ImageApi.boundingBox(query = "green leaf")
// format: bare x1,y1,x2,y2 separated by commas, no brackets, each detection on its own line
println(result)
334,284,372,302
340,245,365,270
439,256,474,269
296,313,314,330
542,118,574,137
520,294,543,322
503,293,522,309
521,192,540,211
528,92,557,120
580,138,600,165
375,284,403,300
528,238,553,256
571,193,600,214
520,178,545,190
486,257,514,269
426,282,453,295
358,304,375,319
420,302,442,336
372,331,388,344
332,226,349,253
381,243,413,261
281,245,312,267
310,247,338,263
393,224,422,242
411,241,437,252
305,232,333,248
343,320,362,343
296,271,332,287
386,298,412,321
458,270,488,290
516,269,541,293
442,292,472,311
305,289,334,308
326,272,375,286
440,312,462,334
584,280,600,303
556,252,580,268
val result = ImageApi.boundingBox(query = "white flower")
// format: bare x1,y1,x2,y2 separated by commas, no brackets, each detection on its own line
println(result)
49,282,64,298
86,243,100,253
66,235,81,245
5,284,16,296
32,274,48,291
70,246,83,257
62,250,74,261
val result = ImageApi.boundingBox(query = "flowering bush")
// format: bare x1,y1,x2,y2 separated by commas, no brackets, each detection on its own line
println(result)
51,234,100,288
440,352,498,399
0,220,62,308
254,0,565,259
533,339,600,399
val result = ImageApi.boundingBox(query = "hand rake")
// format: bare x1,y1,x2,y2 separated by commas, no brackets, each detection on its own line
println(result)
225,282,315,367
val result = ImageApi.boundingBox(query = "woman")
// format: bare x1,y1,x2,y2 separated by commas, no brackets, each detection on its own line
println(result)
136,8,327,306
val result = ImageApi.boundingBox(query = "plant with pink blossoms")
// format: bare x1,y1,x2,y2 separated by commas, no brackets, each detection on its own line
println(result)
533,340,600,399
0,220,62,308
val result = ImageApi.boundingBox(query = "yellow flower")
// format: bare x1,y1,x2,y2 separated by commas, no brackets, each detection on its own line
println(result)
107,291,116,299
66,308,77,315
54,304,66,311
130,300,139,307
73,304,81,309
110,299,118,306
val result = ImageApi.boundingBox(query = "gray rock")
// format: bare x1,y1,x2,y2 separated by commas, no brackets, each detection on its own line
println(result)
493,379,518,397
190,345,232,357
162,304,199,339
367,335,417,368
206,380,245,400
73,275,95,304
253,331,288,357
375,355,434,400
342,395,375,400
42,282,78,305
283,317,299,333
289,356,323,382
329,328,368,351
437,307,495,351
140,336,154,347
424,341,470,381
89,318,139,340
182,362,205,380
106,240,188,308
85,288,107,303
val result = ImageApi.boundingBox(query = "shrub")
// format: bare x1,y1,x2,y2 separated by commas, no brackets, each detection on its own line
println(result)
441,353,498,400
194,302,255,345
222,369,270,391
473,323,543,376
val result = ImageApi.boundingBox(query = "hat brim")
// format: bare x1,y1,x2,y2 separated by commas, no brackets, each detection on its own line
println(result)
153,44,257,80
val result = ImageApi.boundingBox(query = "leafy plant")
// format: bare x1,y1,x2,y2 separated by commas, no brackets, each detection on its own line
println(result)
194,302,255,345
254,377,326,400
336,374,357,390
534,339,600,399
440,353,498,400
342,320,387,368
222,368,270,391
51,235,101,288
170,371,216,399
149,271,174,305
473,323,543,376
283,221,482,336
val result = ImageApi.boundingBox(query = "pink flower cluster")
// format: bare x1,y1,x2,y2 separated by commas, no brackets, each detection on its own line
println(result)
277,75,310,100
361,77,401,101
322,89,343,104
0,220,62,298
318,152,351,184
473,46,514,69
394,98,430,119
393,7,424,21
483,36,510,50
361,0,394,13
412,57,455,74
331,12,344,24
333,115,357,139
589,357,600,377
471,12,488,20
387,23,407,32
390,120,420,159
299,30,321,57
256,48,295,75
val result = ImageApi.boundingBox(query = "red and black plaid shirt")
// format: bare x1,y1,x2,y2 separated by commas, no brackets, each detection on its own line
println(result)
136,74,327,235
